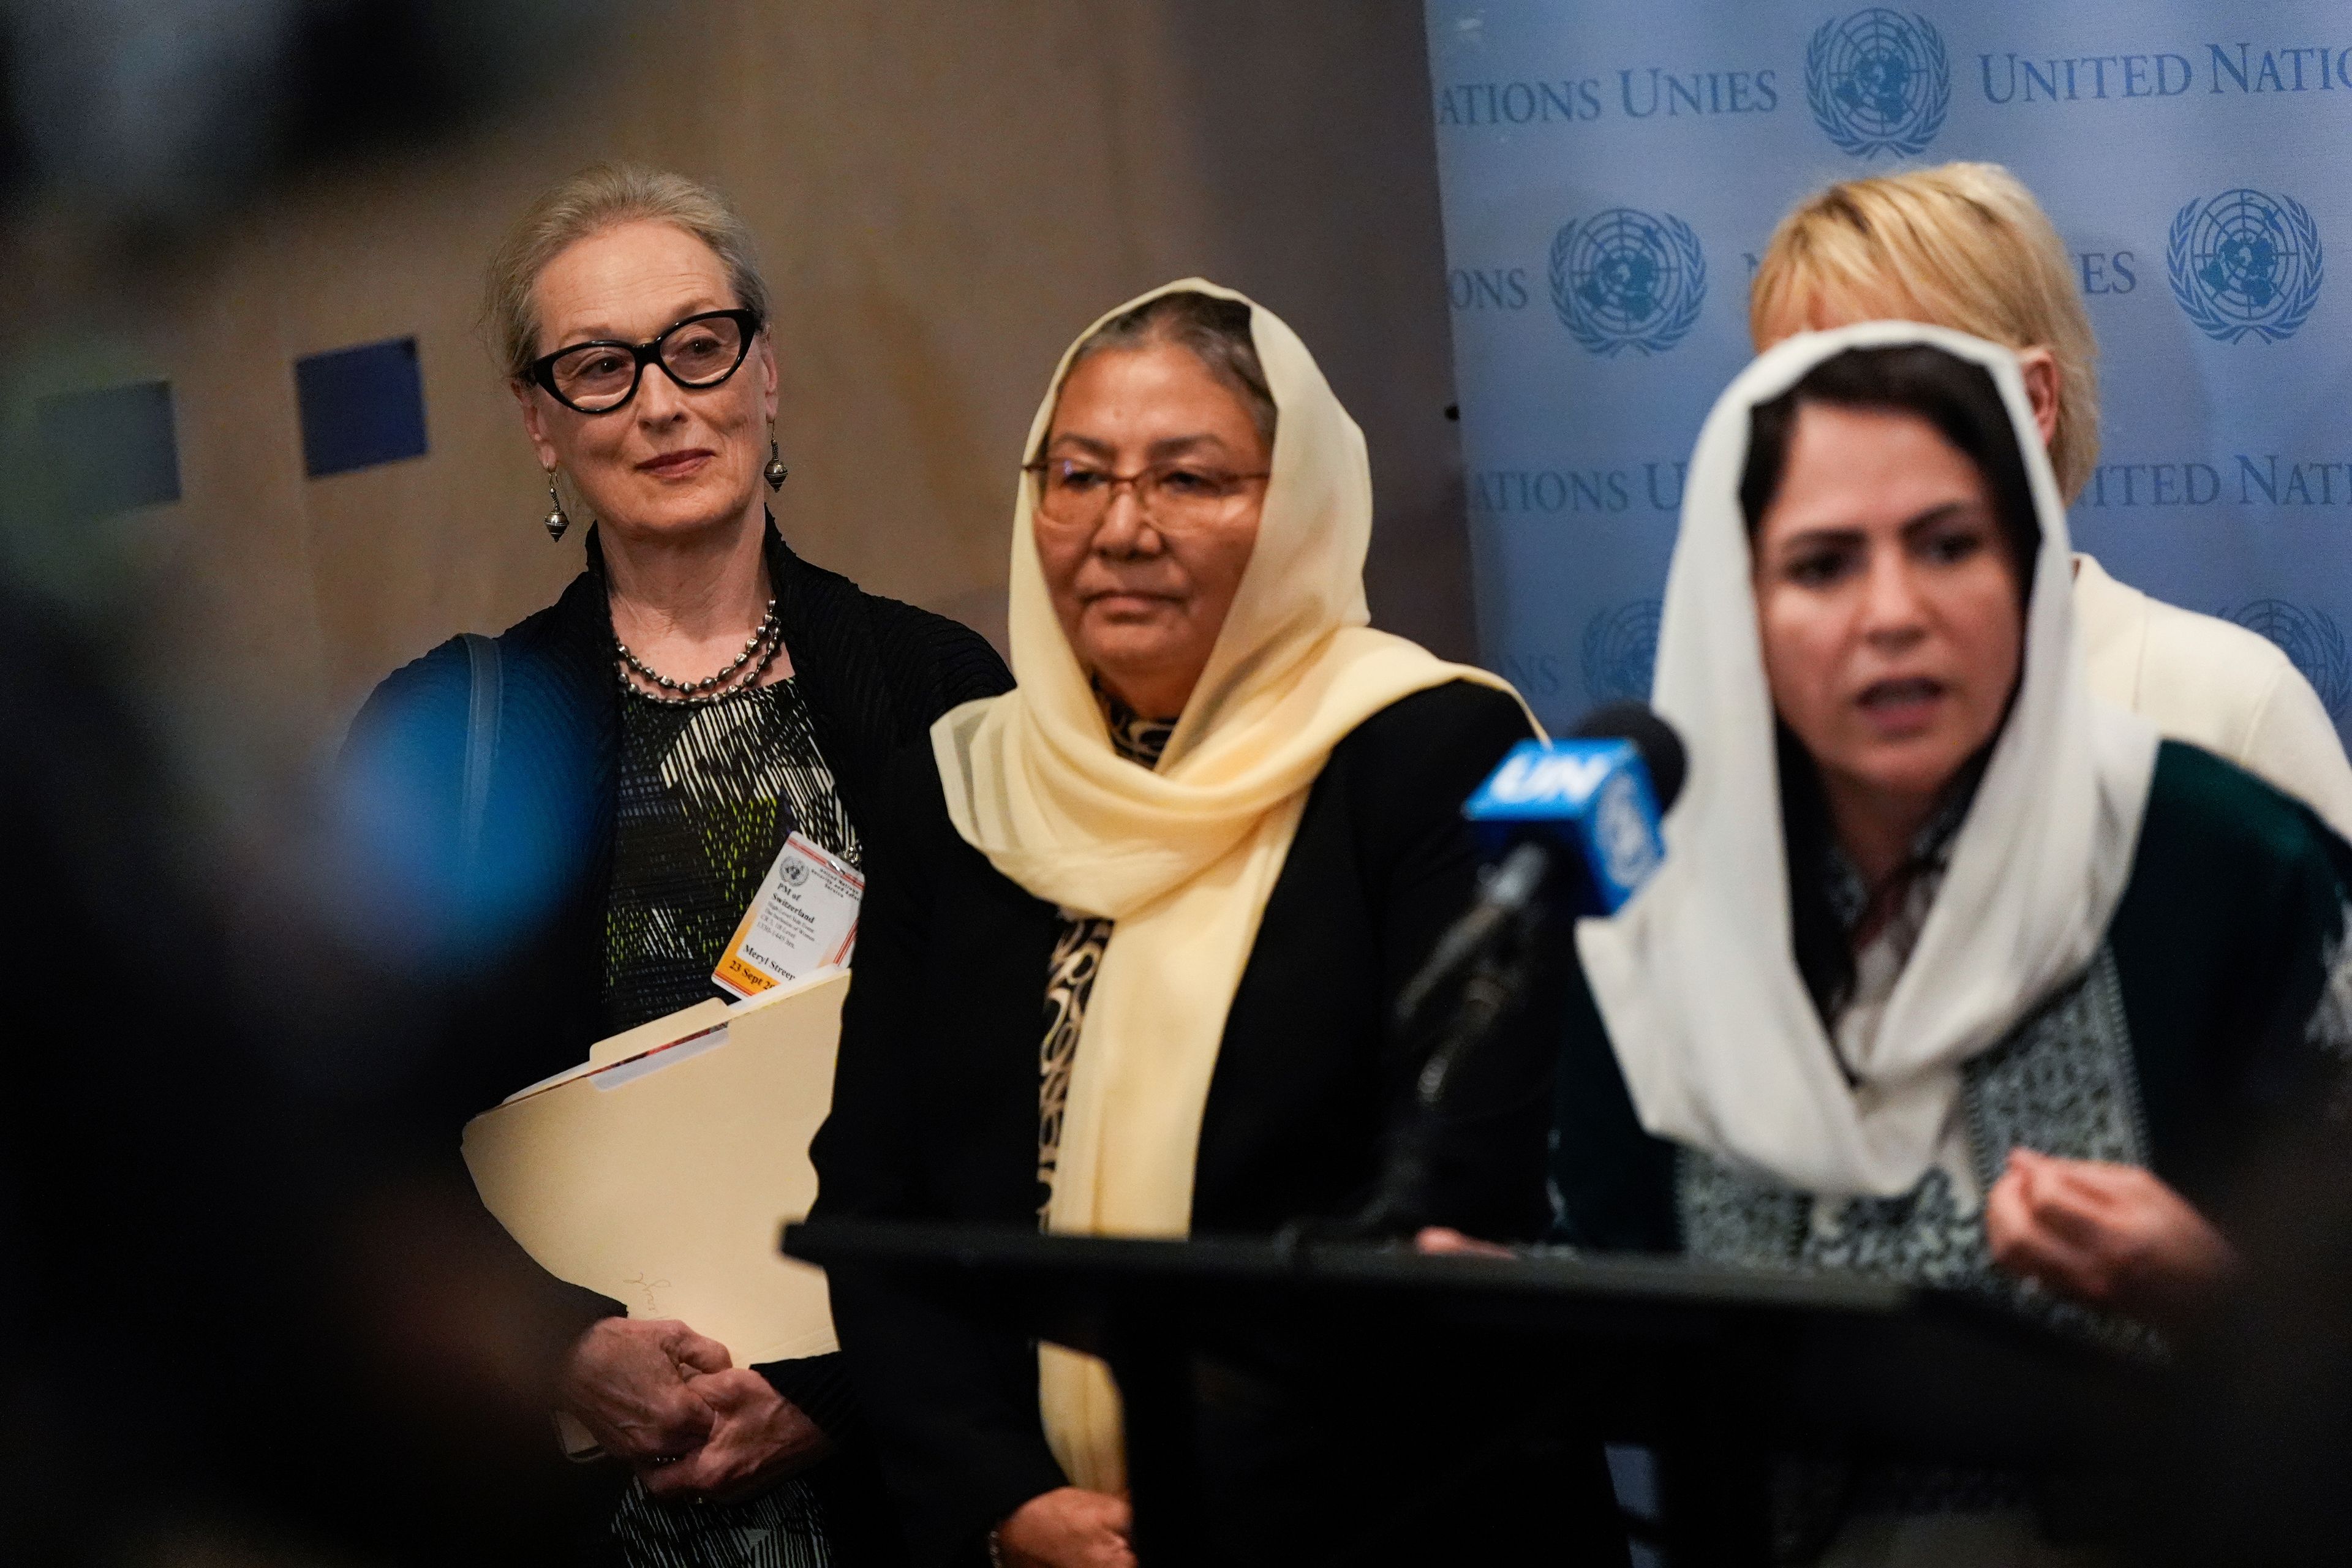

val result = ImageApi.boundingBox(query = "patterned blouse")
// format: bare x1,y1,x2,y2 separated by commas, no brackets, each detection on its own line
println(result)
602,676,858,1568
1035,693,1175,1219
1675,781,2352,1558
604,678,860,1033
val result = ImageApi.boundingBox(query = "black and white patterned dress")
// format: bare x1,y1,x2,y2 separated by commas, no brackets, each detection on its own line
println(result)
605,679,860,1031
605,677,858,1568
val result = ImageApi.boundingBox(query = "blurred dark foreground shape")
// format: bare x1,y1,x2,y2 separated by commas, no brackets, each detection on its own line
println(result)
0,5,638,1563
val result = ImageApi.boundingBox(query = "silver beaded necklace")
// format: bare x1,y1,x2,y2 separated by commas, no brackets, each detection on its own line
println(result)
613,597,784,706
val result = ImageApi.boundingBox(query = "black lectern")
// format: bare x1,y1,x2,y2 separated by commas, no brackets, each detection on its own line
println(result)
785,1220,2144,1564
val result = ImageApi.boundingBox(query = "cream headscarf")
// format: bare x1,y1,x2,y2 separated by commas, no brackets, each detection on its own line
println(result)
1577,322,2160,1200
931,279,1523,1492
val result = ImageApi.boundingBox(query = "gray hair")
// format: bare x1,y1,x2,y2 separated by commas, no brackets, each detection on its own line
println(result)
1065,290,1276,448
484,163,769,382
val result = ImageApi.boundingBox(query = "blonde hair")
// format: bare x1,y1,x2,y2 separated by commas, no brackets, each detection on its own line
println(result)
1749,162,2099,502
484,163,769,383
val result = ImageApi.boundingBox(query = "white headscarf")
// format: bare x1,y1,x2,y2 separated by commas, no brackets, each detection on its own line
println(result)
1576,321,2160,1199
932,279,1525,1491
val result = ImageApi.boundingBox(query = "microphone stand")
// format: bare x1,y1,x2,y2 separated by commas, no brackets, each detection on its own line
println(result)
1278,892,1549,1252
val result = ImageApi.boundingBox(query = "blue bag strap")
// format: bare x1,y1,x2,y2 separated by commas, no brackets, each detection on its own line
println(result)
458,632,503,871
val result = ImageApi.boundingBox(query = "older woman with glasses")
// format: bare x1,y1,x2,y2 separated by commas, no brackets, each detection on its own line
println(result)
810,282,1620,1567
342,164,1009,1565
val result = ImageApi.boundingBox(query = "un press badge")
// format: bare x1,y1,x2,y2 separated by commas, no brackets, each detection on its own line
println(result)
714,832,863,999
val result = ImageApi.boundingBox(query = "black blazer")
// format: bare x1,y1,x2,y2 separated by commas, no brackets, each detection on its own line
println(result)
811,680,1608,1566
339,522,1008,1559
343,522,1010,1136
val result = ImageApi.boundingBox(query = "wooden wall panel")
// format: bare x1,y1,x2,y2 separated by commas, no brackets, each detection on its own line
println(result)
24,0,1468,771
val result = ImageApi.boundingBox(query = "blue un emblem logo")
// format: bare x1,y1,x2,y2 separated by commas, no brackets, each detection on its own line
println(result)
1805,10,1950,158
1548,210,1706,357
2168,189,2324,344
2226,600,2352,718
1581,598,1662,703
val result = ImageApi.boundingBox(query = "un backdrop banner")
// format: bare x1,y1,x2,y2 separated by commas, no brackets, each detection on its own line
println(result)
1427,2,2352,736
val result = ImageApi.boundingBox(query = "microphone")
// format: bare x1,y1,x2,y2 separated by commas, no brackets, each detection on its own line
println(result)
1394,702,1687,1030
1293,703,1688,1247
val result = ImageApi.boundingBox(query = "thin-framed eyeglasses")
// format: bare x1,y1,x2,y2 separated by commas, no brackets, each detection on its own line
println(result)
526,307,763,415
1023,456,1271,530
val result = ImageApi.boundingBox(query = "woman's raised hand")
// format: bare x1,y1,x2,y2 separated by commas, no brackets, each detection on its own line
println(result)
559,1317,728,1466
996,1487,1137,1568
1985,1147,2239,1326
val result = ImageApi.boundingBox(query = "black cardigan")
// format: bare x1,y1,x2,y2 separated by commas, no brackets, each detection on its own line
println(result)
344,522,1009,1133
340,523,1008,1535
810,680,1607,1566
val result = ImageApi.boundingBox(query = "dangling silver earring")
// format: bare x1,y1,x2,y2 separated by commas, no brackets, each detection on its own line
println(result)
543,466,571,542
764,431,790,491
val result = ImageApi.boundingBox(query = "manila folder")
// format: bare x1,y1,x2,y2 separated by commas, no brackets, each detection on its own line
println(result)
460,969,847,1366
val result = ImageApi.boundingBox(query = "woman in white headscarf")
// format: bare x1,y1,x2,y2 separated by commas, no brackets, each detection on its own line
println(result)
1537,322,2352,1562
810,282,1618,1567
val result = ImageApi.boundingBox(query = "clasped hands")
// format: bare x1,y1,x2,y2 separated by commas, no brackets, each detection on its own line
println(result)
1423,1148,2238,1329
560,1318,832,1505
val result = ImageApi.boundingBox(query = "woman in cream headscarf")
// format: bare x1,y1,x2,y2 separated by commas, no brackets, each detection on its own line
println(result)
1539,322,2352,1563
810,282,1611,1567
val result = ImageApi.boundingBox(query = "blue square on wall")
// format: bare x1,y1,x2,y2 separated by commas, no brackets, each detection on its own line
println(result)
36,379,181,515
296,336,428,477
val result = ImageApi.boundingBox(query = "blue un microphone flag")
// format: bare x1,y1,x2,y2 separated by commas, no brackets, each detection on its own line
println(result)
1462,738,1667,916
